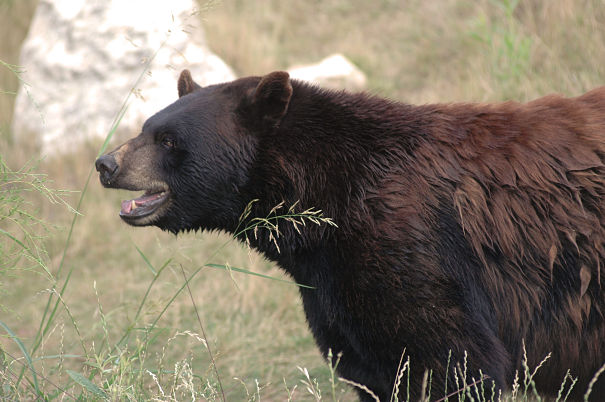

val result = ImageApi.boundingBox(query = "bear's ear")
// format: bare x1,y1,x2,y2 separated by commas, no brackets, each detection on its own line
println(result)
177,69,202,98
253,71,293,126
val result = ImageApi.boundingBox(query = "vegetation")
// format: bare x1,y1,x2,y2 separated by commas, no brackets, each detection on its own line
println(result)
1,0,605,400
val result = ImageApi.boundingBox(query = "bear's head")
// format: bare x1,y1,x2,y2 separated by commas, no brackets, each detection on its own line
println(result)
95,70,293,233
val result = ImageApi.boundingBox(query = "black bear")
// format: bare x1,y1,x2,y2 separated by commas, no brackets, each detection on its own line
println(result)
96,70,605,401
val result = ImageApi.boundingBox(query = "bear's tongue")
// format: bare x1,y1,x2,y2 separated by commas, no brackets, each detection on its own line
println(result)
121,193,164,215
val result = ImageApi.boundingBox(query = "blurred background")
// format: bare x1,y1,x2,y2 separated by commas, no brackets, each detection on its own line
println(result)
1,0,604,400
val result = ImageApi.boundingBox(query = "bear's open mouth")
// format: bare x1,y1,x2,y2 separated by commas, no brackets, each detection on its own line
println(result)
119,190,170,221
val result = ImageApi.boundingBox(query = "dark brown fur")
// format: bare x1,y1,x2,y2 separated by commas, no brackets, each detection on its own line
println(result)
371,90,605,395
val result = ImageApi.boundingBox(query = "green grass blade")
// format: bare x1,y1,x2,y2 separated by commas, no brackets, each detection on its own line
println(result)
96,103,129,157
113,256,171,350
0,227,52,278
35,264,75,352
31,180,87,356
66,369,108,399
134,244,157,275
31,354,82,362
204,263,316,289
0,320,40,396
0,227,28,250
146,266,203,334
96,33,168,158
131,257,171,324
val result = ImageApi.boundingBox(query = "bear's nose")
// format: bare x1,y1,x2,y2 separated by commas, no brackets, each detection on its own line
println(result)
95,154,119,185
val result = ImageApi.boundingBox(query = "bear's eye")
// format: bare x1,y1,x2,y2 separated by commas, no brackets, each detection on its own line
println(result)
161,137,176,149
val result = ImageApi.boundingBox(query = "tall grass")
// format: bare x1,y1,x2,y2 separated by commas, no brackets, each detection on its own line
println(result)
0,161,67,397
1,0,605,401
0,157,72,281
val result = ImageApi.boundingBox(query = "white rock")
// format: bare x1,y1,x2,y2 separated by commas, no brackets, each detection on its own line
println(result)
288,54,367,91
12,0,235,155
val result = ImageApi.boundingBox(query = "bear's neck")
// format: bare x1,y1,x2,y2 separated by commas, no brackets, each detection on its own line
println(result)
237,83,435,283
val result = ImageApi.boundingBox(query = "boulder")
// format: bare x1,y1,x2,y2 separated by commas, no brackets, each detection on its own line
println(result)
287,54,366,91
12,0,235,154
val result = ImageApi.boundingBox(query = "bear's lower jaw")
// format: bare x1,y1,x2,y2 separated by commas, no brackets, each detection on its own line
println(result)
119,190,170,226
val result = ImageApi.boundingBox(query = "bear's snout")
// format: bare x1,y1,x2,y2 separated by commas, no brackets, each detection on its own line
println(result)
95,154,119,186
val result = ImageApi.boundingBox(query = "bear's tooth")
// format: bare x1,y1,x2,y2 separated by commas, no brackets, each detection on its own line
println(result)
131,200,137,210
